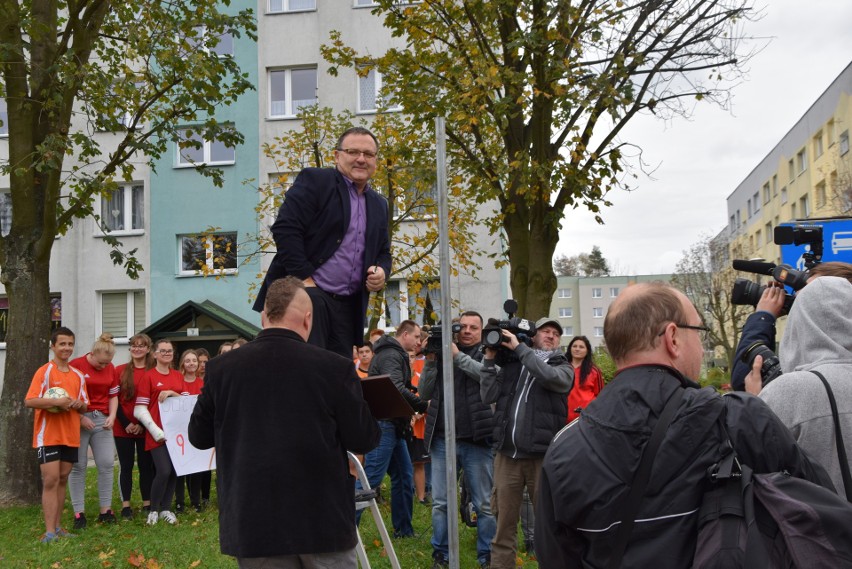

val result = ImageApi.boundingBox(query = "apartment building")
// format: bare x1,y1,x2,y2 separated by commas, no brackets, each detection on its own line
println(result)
725,61,852,264
0,0,506,383
550,274,673,350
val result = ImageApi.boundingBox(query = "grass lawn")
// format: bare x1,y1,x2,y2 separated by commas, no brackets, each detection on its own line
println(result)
0,467,540,568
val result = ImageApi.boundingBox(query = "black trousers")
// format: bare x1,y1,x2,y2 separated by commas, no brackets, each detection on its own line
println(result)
115,436,154,504
305,286,362,358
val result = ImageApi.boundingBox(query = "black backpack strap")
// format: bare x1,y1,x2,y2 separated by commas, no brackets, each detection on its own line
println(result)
812,370,852,502
607,387,685,569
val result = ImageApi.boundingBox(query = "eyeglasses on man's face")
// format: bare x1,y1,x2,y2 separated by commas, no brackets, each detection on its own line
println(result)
658,323,709,342
336,147,378,160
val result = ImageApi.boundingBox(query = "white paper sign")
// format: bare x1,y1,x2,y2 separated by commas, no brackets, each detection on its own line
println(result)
160,395,216,476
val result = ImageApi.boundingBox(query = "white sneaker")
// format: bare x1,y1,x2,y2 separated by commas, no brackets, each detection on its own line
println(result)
159,510,177,525
146,511,159,525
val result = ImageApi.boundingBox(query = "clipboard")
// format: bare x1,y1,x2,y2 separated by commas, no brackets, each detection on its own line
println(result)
360,374,415,420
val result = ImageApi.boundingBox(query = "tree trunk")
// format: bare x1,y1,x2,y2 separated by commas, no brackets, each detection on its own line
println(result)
503,208,560,320
0,238,53,505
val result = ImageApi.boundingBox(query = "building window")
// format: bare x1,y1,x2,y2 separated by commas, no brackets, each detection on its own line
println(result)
610,287,619,298
558,307,573,318
0,98,7,137
799,195,810,218
594,326,604,338
788,159,795,182
269,68,318,118
796,148,807,174
557,288,572,299
729,215,736,234
763,183,770,204
736,210,741,228
772,175,778,196
99,184,144,235
176,128,235,167
814,131,824,158
562,326,573,337
0,191,11,236
791,202,797,219
358,69,401,113
765,221,773,242
381,279,442,327
101,291,145,341
592,307,603,318
780,187,787,205
816,181,827,207
841,131,850,156
747,198,752,218
755,229,762,248
179,232,238,275
189,26,233,57
591,288,602,298
753,192,759,213
269,0,315,12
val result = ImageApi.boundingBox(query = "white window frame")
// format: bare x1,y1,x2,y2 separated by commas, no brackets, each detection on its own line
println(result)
591,288,602,298
95,183,144,237
562,326,573,337
179,232,239,276
357,69,402,113
610,287,619,298
268,0,316,13
190,25,234,58
558,307,573,318
814,131,824,158
796,148,807,174
594,326,604,338
268,67,318,119
557,288,572,299
98,290,146,342
840,130,850,156
175,128,235,167
592,307,603,318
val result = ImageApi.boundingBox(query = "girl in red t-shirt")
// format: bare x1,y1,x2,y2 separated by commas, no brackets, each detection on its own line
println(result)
113,333,155,519
134,339,184,525
567,336,605,422
175,350,210,512
68,334,120,528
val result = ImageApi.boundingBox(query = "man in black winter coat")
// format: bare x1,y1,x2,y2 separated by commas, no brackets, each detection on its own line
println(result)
188,277,380,568
360,319,428,538
480,317,573,569
535,282,833,569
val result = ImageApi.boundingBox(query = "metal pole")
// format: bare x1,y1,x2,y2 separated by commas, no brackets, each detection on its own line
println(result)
435,117,460,569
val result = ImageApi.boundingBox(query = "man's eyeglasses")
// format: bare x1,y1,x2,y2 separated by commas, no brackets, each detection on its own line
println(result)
659,323,710,342
337,147,378,159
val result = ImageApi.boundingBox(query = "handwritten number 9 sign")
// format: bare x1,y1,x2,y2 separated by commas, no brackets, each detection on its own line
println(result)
159,395,216,476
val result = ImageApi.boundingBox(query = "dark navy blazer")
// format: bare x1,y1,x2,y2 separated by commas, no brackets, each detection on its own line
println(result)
254,168,392,344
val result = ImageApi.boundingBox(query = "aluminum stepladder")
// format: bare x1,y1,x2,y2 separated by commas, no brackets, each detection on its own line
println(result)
348,451,401,569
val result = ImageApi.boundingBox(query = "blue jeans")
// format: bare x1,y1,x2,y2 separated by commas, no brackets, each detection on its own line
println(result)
430,437,496,564
356,420,414,536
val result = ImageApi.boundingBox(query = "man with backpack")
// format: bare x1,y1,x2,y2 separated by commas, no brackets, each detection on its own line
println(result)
535,282,832,569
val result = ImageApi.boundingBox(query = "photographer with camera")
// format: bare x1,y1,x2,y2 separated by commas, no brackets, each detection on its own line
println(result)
418,311,496,569
745,275,852,498
732,261,852,390
479,317,572,569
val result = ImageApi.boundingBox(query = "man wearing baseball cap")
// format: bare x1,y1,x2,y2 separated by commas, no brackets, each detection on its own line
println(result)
479,316,573,568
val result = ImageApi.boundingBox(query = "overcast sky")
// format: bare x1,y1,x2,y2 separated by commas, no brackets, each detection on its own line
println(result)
554,0,852,275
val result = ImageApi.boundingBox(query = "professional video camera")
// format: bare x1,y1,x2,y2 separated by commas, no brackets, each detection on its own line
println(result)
730,224,823,315
422,321,462,356
481,300,537,365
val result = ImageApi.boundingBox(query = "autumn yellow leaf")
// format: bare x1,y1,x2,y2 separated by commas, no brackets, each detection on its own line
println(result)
127,552,145,567
189,561,202,568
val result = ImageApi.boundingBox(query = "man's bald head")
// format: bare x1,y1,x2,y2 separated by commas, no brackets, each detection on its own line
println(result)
604,282,692,363
263,277,313,340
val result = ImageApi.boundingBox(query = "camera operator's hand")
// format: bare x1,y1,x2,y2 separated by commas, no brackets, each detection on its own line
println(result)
500,330,520,351
451,342,459,357
756,284,785,317
484,347,498,360
745,354,763,395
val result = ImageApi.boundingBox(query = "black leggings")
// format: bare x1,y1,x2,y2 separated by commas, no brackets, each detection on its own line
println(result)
176,471,212,507
150,446,177,512
115,436,154,504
